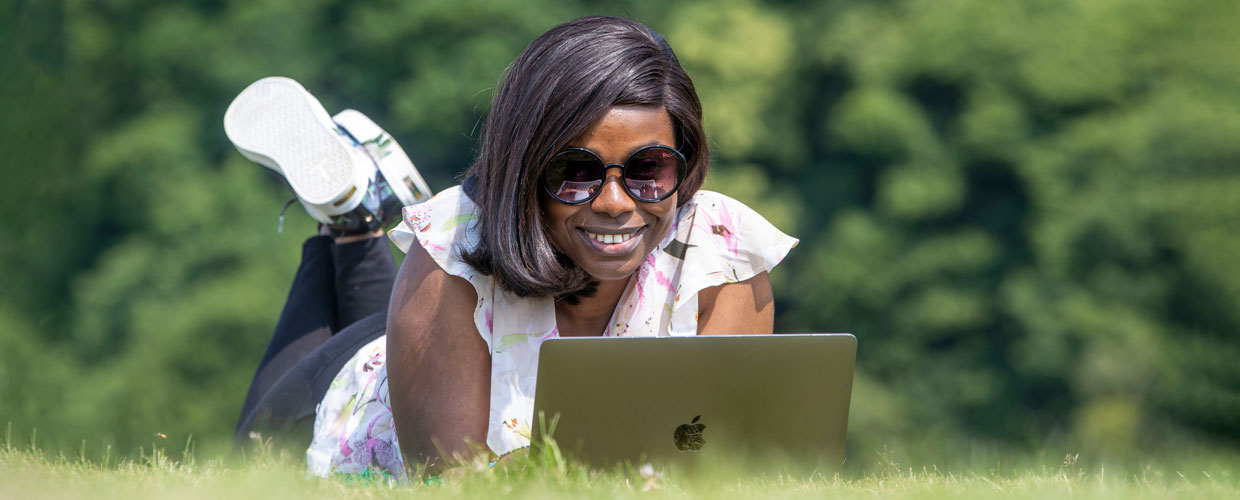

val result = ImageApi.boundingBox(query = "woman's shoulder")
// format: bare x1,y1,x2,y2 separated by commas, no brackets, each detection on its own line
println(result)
390,185,477,242
387,185,490,287
678,190,797,252
662,189,798,289
389,185,480,253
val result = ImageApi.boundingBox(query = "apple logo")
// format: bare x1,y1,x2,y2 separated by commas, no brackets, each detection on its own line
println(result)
673,415,706,451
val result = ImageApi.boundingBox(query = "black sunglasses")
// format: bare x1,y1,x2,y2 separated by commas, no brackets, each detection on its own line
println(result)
541,145,688,204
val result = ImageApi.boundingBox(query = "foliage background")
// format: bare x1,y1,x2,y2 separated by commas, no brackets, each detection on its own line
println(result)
1,0,1237,469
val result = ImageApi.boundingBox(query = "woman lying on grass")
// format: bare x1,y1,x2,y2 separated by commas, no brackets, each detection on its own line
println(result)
227,16,797,480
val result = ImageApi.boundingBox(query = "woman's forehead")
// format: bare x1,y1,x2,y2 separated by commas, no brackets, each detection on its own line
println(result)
571,106,674,159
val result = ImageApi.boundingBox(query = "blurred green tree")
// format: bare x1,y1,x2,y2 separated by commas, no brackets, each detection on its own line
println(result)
1,0,1237,463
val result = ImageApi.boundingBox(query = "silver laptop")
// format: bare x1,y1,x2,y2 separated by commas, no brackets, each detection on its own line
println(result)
530,334,856,470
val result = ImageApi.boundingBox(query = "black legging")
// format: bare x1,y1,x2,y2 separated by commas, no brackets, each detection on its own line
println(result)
234,234,398,450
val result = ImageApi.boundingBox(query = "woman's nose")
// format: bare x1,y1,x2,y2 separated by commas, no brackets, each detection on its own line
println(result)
590,170,635,217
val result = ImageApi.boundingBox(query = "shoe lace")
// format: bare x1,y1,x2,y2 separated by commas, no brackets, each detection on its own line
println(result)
276,197,297,234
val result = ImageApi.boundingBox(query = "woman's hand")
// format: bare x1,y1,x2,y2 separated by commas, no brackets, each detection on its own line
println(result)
696,271,774,335
386,241,491,471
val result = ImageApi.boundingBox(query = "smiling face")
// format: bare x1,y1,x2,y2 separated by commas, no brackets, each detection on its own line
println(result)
540,105,679,283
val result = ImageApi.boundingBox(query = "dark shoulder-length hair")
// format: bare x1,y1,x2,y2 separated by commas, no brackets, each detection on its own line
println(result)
461,16,709,298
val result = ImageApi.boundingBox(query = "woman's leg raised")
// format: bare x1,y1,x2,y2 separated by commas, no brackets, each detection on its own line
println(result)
234,232,398,448
331,230,398,327
234,310,388,451
236,234,338,429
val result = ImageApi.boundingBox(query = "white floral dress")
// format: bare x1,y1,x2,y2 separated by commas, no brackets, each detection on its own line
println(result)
306,186,798,480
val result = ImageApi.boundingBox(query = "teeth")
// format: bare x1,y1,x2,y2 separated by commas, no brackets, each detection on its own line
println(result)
586,231,634,244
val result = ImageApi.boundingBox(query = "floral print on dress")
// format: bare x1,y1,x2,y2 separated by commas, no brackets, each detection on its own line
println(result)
697,199,742,258
310,187,797,479
308,337,405,482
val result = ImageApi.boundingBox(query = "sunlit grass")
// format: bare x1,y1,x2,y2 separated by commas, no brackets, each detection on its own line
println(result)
3,428,1237,500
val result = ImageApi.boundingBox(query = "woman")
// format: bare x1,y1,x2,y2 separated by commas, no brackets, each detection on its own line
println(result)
231,16,797,480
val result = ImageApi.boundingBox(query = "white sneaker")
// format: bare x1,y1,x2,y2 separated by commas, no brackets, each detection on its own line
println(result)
331,109,433,209
223,77,373,226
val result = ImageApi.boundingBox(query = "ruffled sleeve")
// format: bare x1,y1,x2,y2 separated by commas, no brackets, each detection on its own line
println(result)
387,186,497,352
663,190,798,335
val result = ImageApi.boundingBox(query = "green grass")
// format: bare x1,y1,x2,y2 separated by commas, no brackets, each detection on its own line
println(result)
3,434,1238,500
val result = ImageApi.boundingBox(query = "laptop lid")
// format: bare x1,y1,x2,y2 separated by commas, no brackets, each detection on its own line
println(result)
530,334,856,470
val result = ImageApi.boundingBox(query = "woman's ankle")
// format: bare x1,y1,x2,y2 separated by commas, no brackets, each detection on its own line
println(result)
334,229,384,245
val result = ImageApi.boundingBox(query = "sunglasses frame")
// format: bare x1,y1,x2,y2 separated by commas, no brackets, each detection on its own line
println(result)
541,144,688,205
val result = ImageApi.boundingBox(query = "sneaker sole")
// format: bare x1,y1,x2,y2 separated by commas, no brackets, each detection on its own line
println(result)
223,77,358,207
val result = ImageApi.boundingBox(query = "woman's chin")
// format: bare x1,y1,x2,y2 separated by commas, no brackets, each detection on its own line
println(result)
582,261,643,283
584,270,635,283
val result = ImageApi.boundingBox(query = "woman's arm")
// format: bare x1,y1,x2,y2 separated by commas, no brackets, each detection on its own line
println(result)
386,241,491,470
696,271,774,335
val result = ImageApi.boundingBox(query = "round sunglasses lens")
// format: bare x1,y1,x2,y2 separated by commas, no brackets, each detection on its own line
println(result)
624,148,684,200
544,151,603,203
